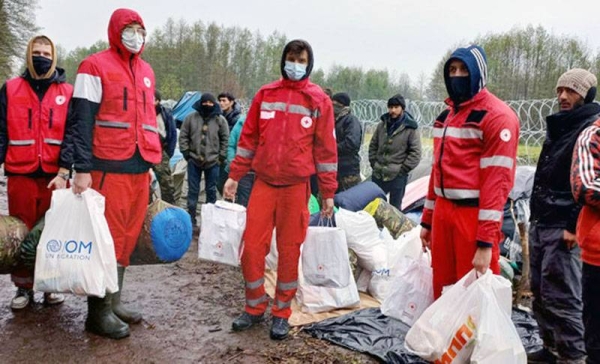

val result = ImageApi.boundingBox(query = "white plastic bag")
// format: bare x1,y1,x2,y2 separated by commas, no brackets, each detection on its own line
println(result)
381,250,433,326
368,226,423,302
296,224,360,313
471,286,527,363
198,200,246,266
356,268,371,292
296,271,360,313
405,269,523,363
302,225,350,288
33,189,118,297
335,208,386,271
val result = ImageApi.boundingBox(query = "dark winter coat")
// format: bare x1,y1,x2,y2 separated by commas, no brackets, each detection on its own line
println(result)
531,102,600,232
179,99,229,169
223,102,242,131
157,104,177,157
335,110,362,177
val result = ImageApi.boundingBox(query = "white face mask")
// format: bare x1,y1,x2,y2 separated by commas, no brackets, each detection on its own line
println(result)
121,31,144,54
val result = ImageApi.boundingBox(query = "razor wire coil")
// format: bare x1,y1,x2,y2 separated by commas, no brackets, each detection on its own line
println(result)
238,98,556,178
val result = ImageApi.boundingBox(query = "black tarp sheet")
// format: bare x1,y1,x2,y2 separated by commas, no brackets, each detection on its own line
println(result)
304,307,542,363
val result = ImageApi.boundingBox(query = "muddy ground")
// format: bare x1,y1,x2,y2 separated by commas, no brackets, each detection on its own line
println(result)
0,237,379,364
0,173,377,364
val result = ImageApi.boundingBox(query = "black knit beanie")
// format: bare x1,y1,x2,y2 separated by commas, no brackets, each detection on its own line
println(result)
387,94,406,109
332,92,351,107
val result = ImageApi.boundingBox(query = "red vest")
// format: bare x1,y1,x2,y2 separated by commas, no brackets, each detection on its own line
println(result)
83,49,161,163
5,77,73,174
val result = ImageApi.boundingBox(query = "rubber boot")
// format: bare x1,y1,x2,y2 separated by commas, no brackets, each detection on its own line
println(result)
112,266,142,324
85,294,130,339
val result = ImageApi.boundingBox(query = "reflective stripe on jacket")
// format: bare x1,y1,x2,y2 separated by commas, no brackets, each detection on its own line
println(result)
421,89,519,245
71,8,161,168
228,78,338,198
5,77,72,174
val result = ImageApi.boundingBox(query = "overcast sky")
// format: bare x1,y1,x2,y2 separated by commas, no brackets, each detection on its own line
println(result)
37,0,600,82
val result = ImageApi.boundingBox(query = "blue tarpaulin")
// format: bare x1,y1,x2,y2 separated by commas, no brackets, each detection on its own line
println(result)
172,91,201,128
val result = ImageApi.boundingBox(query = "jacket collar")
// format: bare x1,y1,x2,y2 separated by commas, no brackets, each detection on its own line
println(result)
546,102,600,138
280,77,309,89
445,88,489,111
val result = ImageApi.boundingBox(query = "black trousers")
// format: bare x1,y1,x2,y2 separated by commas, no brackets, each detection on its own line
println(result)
529,223,586,360
583,262,600,364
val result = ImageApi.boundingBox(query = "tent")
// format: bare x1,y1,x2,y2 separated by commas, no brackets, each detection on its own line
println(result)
172,91,201,128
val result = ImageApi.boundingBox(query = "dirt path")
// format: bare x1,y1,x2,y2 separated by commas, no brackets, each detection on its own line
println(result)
0,237,377,364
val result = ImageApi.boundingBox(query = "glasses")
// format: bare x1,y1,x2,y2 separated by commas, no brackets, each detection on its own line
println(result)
122,27,147,38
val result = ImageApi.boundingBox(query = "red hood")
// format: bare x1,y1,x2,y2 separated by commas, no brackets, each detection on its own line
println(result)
108,8,145,57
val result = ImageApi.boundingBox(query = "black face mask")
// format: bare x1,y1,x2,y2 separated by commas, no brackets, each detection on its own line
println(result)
333,104,345,117
155,104,161,114
449,76,471,104
32,56,52,75
199,104,216,118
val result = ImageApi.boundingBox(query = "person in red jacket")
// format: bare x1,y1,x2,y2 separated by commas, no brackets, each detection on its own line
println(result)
572,113,600,364
68,8,162,339
224,39,337,340
0,35,72,310
419,45,519,299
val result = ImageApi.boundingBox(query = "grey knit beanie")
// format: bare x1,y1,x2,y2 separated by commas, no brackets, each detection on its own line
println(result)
556,69,597,99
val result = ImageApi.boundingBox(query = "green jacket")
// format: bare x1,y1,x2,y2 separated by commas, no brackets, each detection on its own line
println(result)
368,112,422,181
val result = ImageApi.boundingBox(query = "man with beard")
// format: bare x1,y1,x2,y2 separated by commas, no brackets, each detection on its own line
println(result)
528,69,599,364
369,93,421,207
224,39,337,340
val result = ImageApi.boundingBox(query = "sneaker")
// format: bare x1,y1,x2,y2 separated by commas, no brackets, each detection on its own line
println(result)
11,288,33,310
270,317,290,340
527,347,557,364
43,292,65,306
231,312,264,331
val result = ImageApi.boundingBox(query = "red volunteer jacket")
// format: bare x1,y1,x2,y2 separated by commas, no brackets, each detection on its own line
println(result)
422,89,520,246
228,78,338,198
71,8,161,171
5,77,72,174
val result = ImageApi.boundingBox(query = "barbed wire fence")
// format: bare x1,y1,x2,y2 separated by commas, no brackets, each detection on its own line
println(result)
238,98,556,178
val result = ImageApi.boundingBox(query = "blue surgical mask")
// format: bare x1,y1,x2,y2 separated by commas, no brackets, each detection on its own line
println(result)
284,61,307,81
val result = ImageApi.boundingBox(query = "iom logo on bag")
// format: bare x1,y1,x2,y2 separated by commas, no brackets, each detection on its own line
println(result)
47,239,62,253
45,239,93,261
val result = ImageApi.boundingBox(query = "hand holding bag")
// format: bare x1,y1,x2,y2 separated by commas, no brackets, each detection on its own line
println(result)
33,189,118,297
